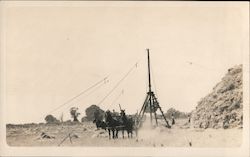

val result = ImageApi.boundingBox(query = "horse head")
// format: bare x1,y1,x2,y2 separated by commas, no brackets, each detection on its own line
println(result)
120,109,126,116
120,109,128,122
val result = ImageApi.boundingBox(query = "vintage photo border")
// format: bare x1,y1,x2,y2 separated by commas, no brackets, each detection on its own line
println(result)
0,1,249,156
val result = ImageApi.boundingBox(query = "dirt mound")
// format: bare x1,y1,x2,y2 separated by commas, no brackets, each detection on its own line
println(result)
191,65,243,129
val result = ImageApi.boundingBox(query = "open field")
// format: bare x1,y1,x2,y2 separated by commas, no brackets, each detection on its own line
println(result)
6,119,242,147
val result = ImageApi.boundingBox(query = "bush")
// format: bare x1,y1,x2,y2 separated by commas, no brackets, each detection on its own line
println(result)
85,105,105,121
165,108,189,119
44,114,60,124
81,116,88,122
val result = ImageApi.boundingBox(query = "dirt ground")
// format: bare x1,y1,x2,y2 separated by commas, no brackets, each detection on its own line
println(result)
6,119,242,147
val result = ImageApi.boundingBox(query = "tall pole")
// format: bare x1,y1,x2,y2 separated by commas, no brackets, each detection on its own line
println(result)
147,49,153,124
147,49,152,93
137,49,171,128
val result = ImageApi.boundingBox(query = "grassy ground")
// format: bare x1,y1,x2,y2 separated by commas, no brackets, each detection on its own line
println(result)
6,119,242,147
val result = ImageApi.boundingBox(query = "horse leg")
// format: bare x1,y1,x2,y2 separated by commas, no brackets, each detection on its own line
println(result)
108,129,111,139
116,129,118,139
122,129,124,139
112,129,115,139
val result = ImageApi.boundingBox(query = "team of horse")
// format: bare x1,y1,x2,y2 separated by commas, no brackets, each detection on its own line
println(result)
93,110,138,139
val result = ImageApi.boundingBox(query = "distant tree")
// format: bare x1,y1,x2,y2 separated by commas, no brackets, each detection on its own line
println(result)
85,105,105,121
44,114,60,124
165,108,189,119
81,116,88,122
70,107,80,122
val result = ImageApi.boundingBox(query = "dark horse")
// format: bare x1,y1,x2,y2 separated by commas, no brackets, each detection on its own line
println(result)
93,119,107,130
120,110,134,138
105,110,120,139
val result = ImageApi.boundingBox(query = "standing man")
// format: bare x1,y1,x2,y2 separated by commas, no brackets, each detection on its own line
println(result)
171,113,175,125
188,115,191,123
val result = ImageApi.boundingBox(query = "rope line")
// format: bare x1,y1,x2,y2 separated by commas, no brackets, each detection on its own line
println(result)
110,89,124,107
99,52,145,109
97,62,138,106
62,79,109,112
48,75,109,114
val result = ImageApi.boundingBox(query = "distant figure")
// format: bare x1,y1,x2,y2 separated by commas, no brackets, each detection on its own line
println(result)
171,113,175,125
189,141,192,147
188,115,191,123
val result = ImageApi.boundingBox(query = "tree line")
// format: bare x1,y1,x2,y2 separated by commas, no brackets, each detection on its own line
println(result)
45,105,190,124
44,105,105,124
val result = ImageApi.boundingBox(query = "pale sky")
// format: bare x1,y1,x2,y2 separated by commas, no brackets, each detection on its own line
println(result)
2,2,248,124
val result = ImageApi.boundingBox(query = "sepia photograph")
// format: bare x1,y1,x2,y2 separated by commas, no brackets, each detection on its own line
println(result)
0,1,249,157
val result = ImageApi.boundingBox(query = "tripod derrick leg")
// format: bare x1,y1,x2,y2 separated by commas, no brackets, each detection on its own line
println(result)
138,95,149,117
152,95,158,126
158,105,171,128
149,94,153,125
138,94,149,127
152,95,170,128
